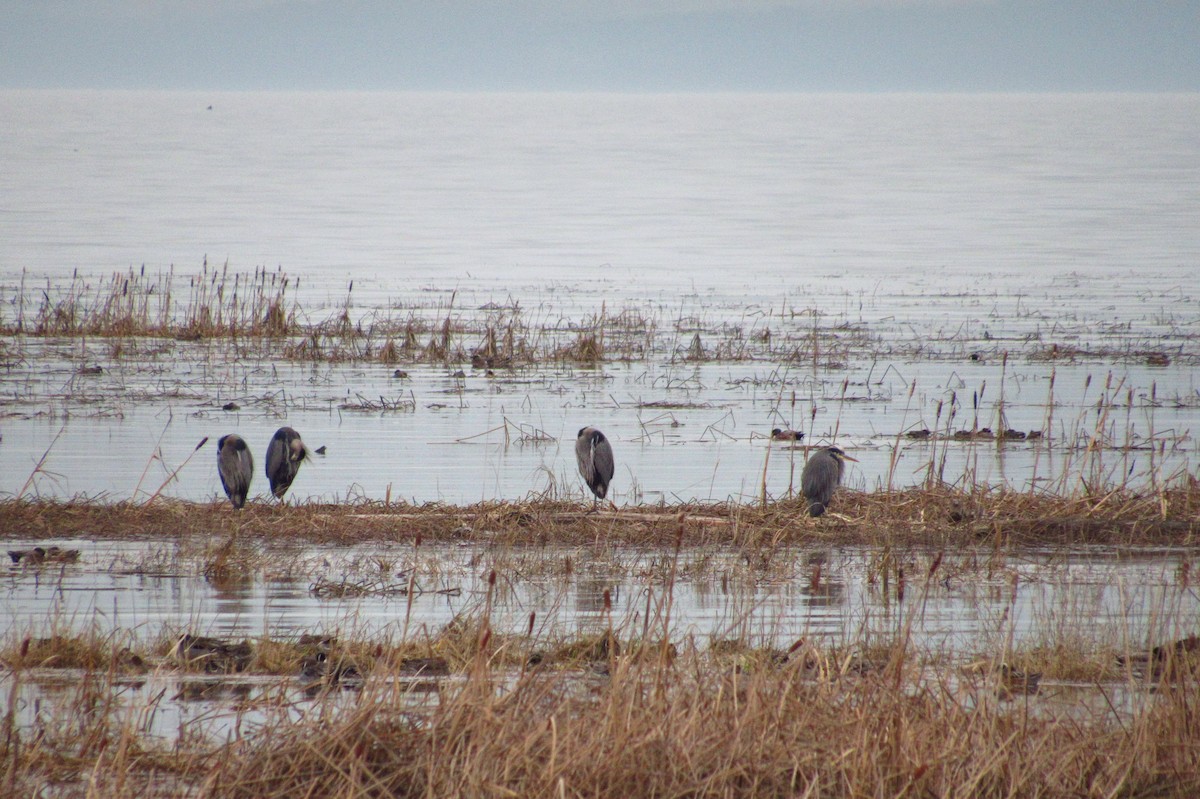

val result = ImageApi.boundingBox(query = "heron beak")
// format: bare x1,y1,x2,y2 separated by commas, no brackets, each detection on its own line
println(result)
839,453,860,463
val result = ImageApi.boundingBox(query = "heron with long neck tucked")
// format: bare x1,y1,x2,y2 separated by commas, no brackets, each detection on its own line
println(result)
266,426,309,500
801,446,857,517
217,434,253,509
575,426,615,510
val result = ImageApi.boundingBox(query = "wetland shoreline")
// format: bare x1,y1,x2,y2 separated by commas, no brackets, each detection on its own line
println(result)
3,485,1198,549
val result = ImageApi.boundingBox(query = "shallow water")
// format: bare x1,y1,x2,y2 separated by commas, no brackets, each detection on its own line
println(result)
1,92,1197,503
4,537,1194,745
4,538,1195,650
2,90,1197,769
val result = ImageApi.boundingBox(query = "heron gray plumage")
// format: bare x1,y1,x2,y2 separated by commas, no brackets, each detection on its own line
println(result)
575,426,615,509
217,434,253,509
800,445,858,517
266,426,308,500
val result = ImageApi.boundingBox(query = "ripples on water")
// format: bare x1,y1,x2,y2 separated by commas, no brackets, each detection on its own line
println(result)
1,92,1197,503
4,538,1197,742
2,90,1197,756
5,538,1196,648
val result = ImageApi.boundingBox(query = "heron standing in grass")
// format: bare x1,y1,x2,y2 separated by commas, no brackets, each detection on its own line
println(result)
266,426,308,500
575,426,615,509
801,446,858,517
217,434,253,509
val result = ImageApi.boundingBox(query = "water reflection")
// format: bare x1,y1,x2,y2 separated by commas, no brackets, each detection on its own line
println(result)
4,537,1198,750
0,280,1196,506
4,539,1198,653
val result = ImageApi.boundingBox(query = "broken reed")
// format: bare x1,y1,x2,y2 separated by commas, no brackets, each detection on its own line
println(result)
269,576,1194,799
3,269,1187,370
889,359,1185,496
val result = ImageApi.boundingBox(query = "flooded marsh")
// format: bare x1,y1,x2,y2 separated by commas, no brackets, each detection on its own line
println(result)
1,267,1197,506
2,92,1200,795
4,508,1200,797
2,268,1199,796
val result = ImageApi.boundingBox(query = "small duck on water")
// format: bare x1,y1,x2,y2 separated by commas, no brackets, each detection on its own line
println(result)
1118,635,1200,681
8,546,81,565
171,633,253,674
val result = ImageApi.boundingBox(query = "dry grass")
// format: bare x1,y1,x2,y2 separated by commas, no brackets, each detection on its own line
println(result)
11,269,1189,370
5,264,298,340
199,661,1200,799
0,630,148,674
2,482,1198,549
3,553,1200,798
5,632,1198,798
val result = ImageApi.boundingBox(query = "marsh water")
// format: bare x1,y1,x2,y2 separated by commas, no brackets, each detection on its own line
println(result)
1,91,1198,505
1,92,1198,744
5,538,1197,650
4,536,1197,744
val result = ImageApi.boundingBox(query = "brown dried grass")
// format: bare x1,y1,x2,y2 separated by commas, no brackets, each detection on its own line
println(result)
197,649,1200,798
3,600,1200,797
2,483,1198,549
9,270,1190,370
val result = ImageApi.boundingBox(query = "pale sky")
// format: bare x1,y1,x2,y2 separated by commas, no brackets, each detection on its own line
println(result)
2,1,1198,91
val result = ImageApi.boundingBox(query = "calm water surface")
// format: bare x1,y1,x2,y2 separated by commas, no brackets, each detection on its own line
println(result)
0,91,1197,503
4,538,1196,651
2,91,1198,757
3,537,1196,743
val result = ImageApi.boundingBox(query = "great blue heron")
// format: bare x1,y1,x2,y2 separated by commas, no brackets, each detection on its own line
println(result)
216,434,253,509
266,426,308,500
575,426,615,509
800,446,858,517
771,428,804,442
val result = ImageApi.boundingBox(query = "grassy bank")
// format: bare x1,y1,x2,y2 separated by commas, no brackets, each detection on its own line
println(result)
2,484,1198,549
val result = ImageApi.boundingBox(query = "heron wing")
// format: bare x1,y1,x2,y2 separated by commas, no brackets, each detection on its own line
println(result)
218,439,253,504
575,431,596,485
594,438,615,484
265,434,286,487
800,453,836,508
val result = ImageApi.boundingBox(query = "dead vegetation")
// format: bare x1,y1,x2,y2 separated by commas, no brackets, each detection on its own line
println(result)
3,490,1200,797
5,269,1192,369
201,661,1200,799
3,619,1199,798
2,482,1198,549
